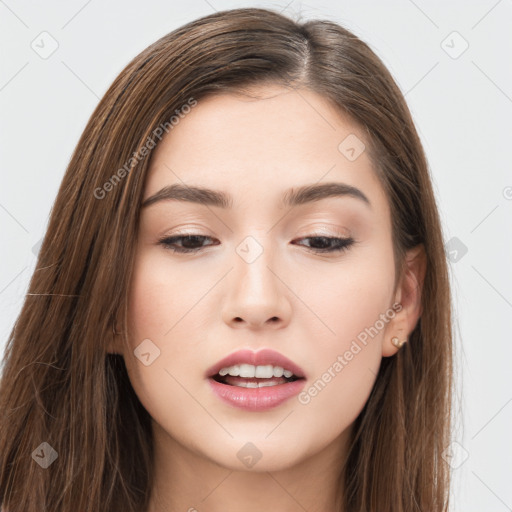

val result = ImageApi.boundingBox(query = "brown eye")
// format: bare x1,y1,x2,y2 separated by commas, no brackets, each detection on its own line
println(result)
292,236,355,254
158,234,217,253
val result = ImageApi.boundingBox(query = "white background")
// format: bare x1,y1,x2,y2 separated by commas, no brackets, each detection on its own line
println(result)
1,1,511,510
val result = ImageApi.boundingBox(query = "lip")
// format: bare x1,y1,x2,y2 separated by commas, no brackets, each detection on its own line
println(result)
205,348,307,412
205,348,306,379
208,377,306,411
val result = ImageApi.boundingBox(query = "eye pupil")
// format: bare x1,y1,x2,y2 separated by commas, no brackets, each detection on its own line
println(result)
310,236,331,249
181,235,203,248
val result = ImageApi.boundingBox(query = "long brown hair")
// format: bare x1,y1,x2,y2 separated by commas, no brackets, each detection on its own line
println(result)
0,7,453,511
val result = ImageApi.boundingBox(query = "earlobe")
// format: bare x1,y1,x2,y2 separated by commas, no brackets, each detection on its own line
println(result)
390,336,407,349
382,324,408,357
382,244,426,357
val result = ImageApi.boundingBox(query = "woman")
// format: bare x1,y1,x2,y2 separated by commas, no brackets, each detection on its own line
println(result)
0,7,453,511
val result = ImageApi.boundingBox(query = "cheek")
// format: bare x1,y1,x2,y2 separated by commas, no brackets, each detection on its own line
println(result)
127,251,193,338
123,251,204,412
290,247,395,431
298,242,396,355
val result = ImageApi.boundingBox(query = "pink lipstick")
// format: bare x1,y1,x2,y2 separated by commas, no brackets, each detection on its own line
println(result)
206,349,307,411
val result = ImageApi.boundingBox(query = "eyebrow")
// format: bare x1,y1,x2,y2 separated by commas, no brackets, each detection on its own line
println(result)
141,181,371,209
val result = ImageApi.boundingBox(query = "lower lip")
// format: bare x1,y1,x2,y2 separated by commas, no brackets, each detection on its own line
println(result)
208,377,306,411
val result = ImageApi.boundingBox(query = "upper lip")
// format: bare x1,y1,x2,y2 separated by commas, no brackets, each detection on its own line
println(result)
205,349,306,379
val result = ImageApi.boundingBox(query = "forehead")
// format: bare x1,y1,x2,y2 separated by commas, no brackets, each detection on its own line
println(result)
143,86,388,216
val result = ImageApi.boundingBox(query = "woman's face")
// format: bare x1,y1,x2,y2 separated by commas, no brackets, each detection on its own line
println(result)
117,85,417,472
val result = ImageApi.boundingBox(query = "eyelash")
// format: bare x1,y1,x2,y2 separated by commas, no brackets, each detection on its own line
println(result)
157,234,355,255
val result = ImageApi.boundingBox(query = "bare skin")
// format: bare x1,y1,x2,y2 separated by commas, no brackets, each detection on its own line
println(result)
109,85,425,512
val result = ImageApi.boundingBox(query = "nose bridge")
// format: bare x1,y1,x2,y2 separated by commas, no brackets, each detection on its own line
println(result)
222,232,291,328
233,232,279,298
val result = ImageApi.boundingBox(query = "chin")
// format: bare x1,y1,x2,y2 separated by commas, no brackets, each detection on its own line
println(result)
196,431,313,473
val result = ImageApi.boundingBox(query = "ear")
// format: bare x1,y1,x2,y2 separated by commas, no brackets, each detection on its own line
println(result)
382,244,427,357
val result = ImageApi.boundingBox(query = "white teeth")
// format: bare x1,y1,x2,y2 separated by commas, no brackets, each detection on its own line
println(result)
239,364,255,378
255,365,273,378
219,364,239,376
273,366,284,377
217,364,296,379
232,380,283,388
240,381,258,388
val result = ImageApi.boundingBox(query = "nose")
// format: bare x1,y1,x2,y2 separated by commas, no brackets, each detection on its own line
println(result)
221,239,292,330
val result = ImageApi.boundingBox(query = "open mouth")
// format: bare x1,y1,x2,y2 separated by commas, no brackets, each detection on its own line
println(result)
211,373,303,388
206,358,307,410
210,363,305,388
